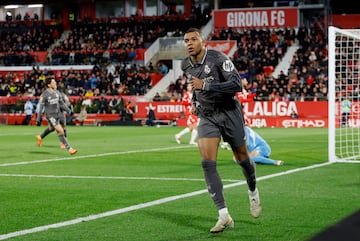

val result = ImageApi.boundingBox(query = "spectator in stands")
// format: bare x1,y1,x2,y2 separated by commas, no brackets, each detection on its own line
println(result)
125,101,135,120
158,62,169,76
290,109,298,119
33,13,39,21
74,105,87,126
82,96,92,107
0,83,10,96
153,92,161,101
145,106,156,126
109,96,119,113
106,62,116,79
15,13,22,21
148,62,154,71
9,83,18,96
127,48,136,61
89,73,98,89
5,11,12,21
143,72,153,91
24,12,31,21
24,97,34,125
97,96,109,114
297,23,308,46
35,99,43,124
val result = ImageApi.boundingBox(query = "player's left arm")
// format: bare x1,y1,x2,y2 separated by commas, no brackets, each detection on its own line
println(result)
191,56,242,93
59,97,71,114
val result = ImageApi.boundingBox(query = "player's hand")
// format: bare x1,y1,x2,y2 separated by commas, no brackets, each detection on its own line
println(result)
190,77,205,90
36,121,41,126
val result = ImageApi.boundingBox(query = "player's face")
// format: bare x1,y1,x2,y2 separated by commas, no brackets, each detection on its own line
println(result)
242,78,248,87
184,31,204,58
48,79,57,90
187,83,192,91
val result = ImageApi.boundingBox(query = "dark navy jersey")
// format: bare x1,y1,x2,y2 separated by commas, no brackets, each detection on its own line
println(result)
181,49,242,106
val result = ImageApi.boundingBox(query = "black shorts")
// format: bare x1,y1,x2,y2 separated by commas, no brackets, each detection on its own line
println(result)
197,99,246,148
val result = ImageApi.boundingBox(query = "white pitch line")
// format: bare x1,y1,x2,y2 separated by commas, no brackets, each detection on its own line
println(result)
0,161,334,240
0,145,193,167
0,173,240,183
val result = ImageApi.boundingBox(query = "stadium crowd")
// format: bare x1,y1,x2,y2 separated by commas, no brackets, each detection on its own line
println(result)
207,21,328,102
163,20,328,103
0,10,329,115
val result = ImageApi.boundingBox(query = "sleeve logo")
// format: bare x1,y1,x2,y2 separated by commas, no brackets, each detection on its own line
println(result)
222,59,234,72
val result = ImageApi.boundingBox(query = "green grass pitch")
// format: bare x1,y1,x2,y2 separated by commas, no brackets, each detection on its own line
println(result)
0,125,359,241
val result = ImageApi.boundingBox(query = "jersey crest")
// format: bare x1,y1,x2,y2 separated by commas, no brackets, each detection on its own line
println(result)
204,65,211,74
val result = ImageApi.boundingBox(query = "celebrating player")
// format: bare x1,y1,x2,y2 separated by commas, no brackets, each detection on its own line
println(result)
182,27,261,234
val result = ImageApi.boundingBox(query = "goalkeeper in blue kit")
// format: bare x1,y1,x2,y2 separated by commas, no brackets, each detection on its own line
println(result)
243,126,283,166
222,126,283,166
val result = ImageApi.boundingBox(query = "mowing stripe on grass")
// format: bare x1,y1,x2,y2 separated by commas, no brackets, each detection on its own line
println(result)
0,145,193,167
0,161,333,240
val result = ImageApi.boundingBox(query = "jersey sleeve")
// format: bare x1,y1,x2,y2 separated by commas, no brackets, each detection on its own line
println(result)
203,52,242,94
58,91,71,114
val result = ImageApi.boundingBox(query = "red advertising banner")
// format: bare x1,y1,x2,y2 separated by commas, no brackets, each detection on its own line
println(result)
136,101,330,128
3,100,359,128
247,117,328,128
213,7,299,29
205,40,237,56
136,102,184,120
136,101,327,120
243,101,328,117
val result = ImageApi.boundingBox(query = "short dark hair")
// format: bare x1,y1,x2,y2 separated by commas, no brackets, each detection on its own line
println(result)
185,27,201,34
45,76,55,86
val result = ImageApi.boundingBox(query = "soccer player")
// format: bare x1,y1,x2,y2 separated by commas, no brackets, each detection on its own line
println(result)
175,82,198,145
23,97,34,125
36,77,77,155
235,77,255,125
36,90,72,150
230,126,283,166
341,96,351,127
182,28,261,233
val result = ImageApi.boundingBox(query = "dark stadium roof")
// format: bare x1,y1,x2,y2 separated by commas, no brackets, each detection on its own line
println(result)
1,0,357,14
1,0,93,4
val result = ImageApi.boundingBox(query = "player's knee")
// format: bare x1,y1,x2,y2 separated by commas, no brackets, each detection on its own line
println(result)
202,160,216,170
